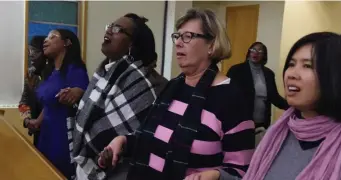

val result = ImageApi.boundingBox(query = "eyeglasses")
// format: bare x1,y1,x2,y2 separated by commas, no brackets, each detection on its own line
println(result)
105,23,132,37
46,33,60,40
249,48,264,53
171,31,213,43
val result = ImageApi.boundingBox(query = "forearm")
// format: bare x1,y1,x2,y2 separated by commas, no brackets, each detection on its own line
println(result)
36,110,44,123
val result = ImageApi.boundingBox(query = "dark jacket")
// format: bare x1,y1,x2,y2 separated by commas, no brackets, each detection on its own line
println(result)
226,62,289,128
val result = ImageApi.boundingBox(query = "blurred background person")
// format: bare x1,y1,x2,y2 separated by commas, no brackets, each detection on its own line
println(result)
227,42,288,131
18,35,47,147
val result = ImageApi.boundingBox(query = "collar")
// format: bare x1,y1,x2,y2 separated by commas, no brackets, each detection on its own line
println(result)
105,61,116,71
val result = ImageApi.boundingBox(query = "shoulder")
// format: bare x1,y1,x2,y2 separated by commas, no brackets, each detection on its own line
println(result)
212,72,229,86
232,62,246,68
263,66,275,76
230,62,246,71
67,63,87,74
208,81,252,130
210,76,244,104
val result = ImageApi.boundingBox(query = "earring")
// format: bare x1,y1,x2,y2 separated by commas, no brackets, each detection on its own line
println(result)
208,51,212,55
124,46,134,64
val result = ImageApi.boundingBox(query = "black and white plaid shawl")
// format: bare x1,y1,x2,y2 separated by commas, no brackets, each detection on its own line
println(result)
72,56,167,180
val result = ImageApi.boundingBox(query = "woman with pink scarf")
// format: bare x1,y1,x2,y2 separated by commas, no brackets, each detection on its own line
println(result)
243,32,341,180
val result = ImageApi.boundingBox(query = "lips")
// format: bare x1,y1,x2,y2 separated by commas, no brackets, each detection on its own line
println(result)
288,86,300,91
286,84,301,96
176,52,186,57
103,35,112,44
43,44,49,51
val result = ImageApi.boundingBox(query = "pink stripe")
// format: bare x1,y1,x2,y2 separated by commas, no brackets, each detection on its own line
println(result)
223,149,254,166
154,125,173,143
186,166,222,176
148,153,165,172
234,168,246,177
190,140,222,155
168,100,188,115
201,110,223,137
225,120,255,134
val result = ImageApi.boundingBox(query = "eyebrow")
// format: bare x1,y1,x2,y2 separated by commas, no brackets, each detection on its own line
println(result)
113,24,122,27
290,58,312,62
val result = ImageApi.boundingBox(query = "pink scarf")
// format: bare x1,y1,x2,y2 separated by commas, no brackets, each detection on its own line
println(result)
243,107,341,180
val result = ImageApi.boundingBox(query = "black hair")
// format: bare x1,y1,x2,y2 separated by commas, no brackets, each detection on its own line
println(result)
44,29,87,78
245,42,268,65
30,36,46,50
283,32,341,121
29,36,48,77
124,13,157,67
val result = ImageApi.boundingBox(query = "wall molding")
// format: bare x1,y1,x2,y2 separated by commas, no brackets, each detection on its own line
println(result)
0,104,18,108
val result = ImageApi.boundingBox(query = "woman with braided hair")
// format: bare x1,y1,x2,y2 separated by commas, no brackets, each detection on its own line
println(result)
73,13,167,180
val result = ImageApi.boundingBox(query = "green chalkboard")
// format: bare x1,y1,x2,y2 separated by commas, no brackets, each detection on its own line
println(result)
28,1,78,25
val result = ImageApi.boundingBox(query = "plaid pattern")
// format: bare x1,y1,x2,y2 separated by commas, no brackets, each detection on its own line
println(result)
73,57,167,180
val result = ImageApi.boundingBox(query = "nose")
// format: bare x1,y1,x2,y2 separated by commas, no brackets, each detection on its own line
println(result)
105,27,113,35
44,37,49,45
286,67,300,80
174,37,183,48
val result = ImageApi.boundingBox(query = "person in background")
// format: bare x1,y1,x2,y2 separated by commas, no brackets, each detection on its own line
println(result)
33,29,89,179
99,8,254,180
227,42,288,130
73,13,167,180
243,32,341,180
18,35,47,147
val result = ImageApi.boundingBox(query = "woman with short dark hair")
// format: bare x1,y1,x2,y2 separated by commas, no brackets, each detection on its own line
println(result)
227,42,288,130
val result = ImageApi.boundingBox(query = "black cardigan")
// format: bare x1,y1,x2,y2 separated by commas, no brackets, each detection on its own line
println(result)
226,62,289,128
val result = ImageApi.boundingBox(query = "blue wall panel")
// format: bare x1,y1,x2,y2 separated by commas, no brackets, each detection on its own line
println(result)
28,22,78,43
28,1,78,25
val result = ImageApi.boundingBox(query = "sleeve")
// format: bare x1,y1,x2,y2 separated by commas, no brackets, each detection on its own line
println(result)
219,87,255,178
123,106,151,157
18,78,31,119
67,65,89,91
268,71,289,110
124,134,137,157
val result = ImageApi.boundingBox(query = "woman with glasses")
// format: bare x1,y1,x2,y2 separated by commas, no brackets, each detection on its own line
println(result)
18,36,47,147
34,29,89,179
98,9,255,180
227,42,288,131
73,13,167,180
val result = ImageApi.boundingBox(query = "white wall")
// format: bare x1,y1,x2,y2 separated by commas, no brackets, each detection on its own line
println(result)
164,1,193,79
0,1,25,106
85,1,166,76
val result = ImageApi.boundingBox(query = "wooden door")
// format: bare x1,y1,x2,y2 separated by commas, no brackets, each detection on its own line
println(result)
222,5,259,75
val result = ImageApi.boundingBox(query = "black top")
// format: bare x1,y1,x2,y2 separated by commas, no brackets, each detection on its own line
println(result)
227,62,289,128
125,81,255,180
